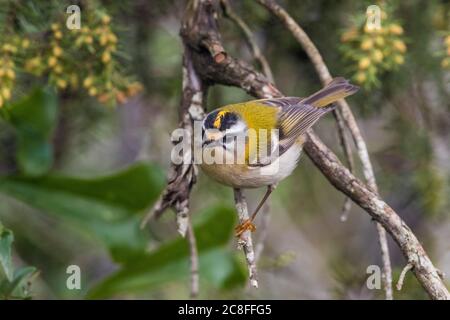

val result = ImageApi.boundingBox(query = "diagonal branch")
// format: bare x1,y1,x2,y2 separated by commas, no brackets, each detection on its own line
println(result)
181,0,449,300
256,0,393,299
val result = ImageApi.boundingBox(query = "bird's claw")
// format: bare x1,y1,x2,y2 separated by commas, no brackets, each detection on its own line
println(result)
235,219,256,237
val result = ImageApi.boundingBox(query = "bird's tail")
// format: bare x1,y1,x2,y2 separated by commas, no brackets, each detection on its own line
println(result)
302,77,359,108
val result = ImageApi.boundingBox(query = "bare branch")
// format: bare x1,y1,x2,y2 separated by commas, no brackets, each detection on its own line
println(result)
256,0,393,300
255,200,271,263
304,133,449,299
141,44,206,236
234,189,259,288
187,218,199,298
397,262,413,291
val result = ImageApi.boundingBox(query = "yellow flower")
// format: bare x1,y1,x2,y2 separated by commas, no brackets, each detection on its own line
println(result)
101,51,111,64
2,43,15,53
355,72,366,84
375,36,385,47
389,24,404,35
445,36,450,47
84,36,93,45
5,69,15,80
360,39,373,50
56,79,67,89
341,29,358,42
393,55,404,65
0,95,3,108
393,40,406,53
70,74,78,88
442,58,450,68
21,39,30,49
48,56,58,67
53,64,63,74
101,15,111,24
53,46,63,57
100,34,108,46
358,57,371,69
107,33,118,44
364,23,379,34
51,23,59,31
127,82,143,96
1,87,11,100
83,76,94,88
372,50,383,63
88,87,98,96
54,30,63,40
25,57,40,71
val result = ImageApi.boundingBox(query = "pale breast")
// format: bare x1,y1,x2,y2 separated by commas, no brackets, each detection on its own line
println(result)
200,141,303,188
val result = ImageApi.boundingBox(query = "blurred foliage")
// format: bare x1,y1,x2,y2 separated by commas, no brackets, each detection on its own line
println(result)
88,205,246,299
0,87,57,176
0,224,37,299
0,163,166,262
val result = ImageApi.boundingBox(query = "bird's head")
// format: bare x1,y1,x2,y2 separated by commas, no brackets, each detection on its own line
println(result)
202,109,247,150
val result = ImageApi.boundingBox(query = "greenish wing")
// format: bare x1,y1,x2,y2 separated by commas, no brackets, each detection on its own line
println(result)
260,97,336,155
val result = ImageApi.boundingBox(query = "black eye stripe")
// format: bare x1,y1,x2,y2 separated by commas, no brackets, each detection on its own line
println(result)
219,112,238,130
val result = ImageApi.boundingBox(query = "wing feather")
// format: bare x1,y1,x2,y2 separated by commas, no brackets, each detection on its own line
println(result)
260,97,336,156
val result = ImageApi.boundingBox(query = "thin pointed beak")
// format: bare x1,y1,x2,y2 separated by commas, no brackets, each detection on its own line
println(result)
202,131,223,148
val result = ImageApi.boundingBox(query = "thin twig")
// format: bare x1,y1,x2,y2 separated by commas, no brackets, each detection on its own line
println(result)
187,218,199,298
256,0,393,300
396,262,413,291
255,200,271,263
220,0,274,82
234,189,259,288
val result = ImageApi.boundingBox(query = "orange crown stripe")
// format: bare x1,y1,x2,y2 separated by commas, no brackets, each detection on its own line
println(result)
213,110,227,128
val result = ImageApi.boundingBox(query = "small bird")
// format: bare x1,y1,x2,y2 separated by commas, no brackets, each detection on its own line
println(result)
200,77,359,236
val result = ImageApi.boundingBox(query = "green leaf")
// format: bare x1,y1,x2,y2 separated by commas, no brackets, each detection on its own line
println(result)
0,266,37,299
0,227,14,282
0,163,165,262
87,205,246,299
3,87,57,177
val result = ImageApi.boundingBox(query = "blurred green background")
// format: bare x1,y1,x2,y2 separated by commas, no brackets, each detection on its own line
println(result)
0,0,449,299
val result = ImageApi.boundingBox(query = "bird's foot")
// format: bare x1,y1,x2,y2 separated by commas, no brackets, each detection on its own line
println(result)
235,219,256,237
